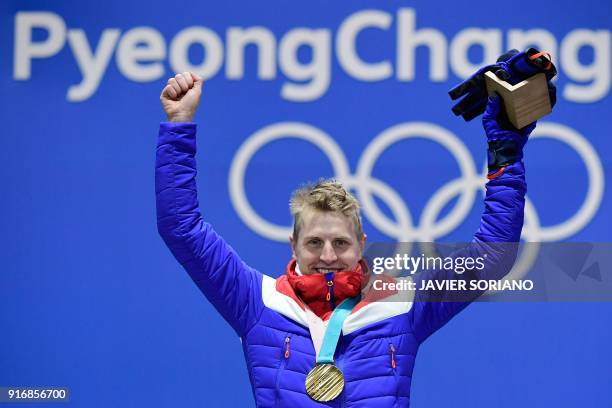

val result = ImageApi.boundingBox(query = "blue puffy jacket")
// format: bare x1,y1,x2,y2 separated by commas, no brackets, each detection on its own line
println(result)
156,122,526,407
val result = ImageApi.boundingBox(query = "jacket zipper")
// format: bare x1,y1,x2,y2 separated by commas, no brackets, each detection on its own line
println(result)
275,335,291,407
284,335,291,359
325,272,336,310
389,343,396,369
389,342,400,408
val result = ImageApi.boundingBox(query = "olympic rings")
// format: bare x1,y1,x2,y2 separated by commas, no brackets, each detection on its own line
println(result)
229,120,604,244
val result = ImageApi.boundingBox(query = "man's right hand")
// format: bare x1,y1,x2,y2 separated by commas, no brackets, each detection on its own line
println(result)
160,72,203,122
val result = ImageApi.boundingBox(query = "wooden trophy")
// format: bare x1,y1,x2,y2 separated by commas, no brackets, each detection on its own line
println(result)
484,71,552,129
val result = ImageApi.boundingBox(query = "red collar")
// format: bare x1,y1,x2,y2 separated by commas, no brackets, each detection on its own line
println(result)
278,259,368,320
275,259,399,321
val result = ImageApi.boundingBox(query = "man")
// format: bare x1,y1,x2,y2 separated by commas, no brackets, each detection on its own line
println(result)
156,70,532,407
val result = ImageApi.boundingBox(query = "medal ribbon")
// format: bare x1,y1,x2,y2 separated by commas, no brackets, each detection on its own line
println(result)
316,295,361,364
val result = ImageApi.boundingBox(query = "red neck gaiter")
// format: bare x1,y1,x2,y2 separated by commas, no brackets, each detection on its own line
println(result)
285,259,368,319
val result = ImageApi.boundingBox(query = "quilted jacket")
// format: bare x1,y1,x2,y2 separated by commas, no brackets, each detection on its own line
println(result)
155,122,526,407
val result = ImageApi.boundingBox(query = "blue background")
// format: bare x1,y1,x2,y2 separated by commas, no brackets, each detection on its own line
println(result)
1,0,611,407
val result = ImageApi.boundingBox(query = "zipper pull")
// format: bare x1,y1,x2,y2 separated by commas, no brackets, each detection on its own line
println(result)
325,272,335,309
284,336,290,359
389,343,396,369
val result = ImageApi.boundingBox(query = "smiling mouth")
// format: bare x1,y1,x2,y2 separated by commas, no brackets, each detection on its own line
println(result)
314,267,344,274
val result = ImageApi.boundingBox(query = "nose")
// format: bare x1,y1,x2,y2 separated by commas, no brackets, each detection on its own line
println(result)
320,241,338,264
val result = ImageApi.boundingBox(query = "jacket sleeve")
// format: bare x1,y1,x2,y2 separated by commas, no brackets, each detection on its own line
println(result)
411,161,526,342
155,122,264,337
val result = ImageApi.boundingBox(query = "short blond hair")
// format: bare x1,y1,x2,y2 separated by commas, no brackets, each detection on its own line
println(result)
290,179,363,241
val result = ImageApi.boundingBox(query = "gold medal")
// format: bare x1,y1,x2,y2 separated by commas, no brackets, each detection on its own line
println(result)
305,363,344,402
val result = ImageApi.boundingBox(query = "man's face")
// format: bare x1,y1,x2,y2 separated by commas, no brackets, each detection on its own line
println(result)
290,208,365,275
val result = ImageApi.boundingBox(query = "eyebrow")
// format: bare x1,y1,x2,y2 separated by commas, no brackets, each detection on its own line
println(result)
303,234,353,241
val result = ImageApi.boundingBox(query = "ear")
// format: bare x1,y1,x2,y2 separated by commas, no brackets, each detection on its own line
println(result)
289,235,297,259
360,233,367,252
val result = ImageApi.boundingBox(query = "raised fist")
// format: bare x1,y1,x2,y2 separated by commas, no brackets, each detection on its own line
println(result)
160,72,203,122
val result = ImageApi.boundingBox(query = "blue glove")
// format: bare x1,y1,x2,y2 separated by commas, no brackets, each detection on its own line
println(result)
449,48,557,122
483,94,536,173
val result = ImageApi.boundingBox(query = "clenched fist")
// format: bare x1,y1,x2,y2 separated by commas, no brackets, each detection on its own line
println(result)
160,72,203,122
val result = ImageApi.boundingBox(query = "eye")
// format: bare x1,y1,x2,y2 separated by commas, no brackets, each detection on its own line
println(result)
307,238,323,247
334,239,350,247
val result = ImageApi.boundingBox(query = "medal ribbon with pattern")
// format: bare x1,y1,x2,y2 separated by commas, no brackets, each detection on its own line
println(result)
305,294,361,402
